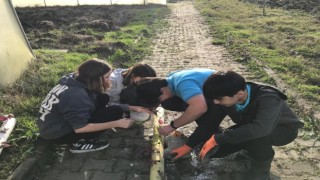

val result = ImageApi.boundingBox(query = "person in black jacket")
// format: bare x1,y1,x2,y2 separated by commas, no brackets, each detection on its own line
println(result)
37,59,134,153
168,71,303,179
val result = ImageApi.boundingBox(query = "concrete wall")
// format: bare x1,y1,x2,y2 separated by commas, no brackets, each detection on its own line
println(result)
0,0,33,86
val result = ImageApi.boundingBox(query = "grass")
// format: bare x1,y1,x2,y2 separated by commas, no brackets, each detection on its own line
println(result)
195,0,320,102
0,5,170,178
194,0,320,133
0,52,93,177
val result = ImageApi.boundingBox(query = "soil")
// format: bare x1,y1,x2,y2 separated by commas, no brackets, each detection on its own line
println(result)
242,0,320,15
16,4,163,68
15,1,319,179
17,5,116,49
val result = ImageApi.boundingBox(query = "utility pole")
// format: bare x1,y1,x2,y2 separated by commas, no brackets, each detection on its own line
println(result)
259,0,268,16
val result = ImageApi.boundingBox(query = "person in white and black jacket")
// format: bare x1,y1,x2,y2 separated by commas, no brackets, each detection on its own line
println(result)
37,58,134,153
107,63,156,121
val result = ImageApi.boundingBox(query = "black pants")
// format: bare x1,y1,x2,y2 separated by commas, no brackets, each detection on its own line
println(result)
161,96,224,147
210,125,299,161
52,94,123,144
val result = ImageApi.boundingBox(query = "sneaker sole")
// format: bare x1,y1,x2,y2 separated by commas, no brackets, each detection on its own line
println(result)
69,143,110,154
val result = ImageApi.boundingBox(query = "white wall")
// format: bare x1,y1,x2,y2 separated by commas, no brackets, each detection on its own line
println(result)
0,0,34,85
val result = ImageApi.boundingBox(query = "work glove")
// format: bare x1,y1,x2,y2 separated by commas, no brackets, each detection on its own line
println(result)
199,135,219,161
165,144,192,161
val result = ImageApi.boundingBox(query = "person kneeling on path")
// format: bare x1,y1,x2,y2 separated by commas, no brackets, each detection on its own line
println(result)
107,63,156,122
37,59,134,153
136,68,225,160
196,71,303,179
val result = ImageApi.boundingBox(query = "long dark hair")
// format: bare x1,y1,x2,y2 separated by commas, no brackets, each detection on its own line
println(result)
76,58,111,93
122,63,156,86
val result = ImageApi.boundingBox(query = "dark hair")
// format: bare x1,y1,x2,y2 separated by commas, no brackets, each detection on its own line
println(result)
203,71,246,100
76,58,111,93
122,64,156,86
135,77,168,108
120,86,137,105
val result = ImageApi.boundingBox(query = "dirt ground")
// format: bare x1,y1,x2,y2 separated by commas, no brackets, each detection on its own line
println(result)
16,4,165,68
16,1,319,179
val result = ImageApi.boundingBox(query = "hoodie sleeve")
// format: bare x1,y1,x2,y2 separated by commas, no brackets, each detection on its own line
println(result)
215,94,283,145
59,88,95,130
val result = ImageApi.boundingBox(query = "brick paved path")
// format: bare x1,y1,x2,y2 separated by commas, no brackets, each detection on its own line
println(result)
142,1,249,77
37,123,154,180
